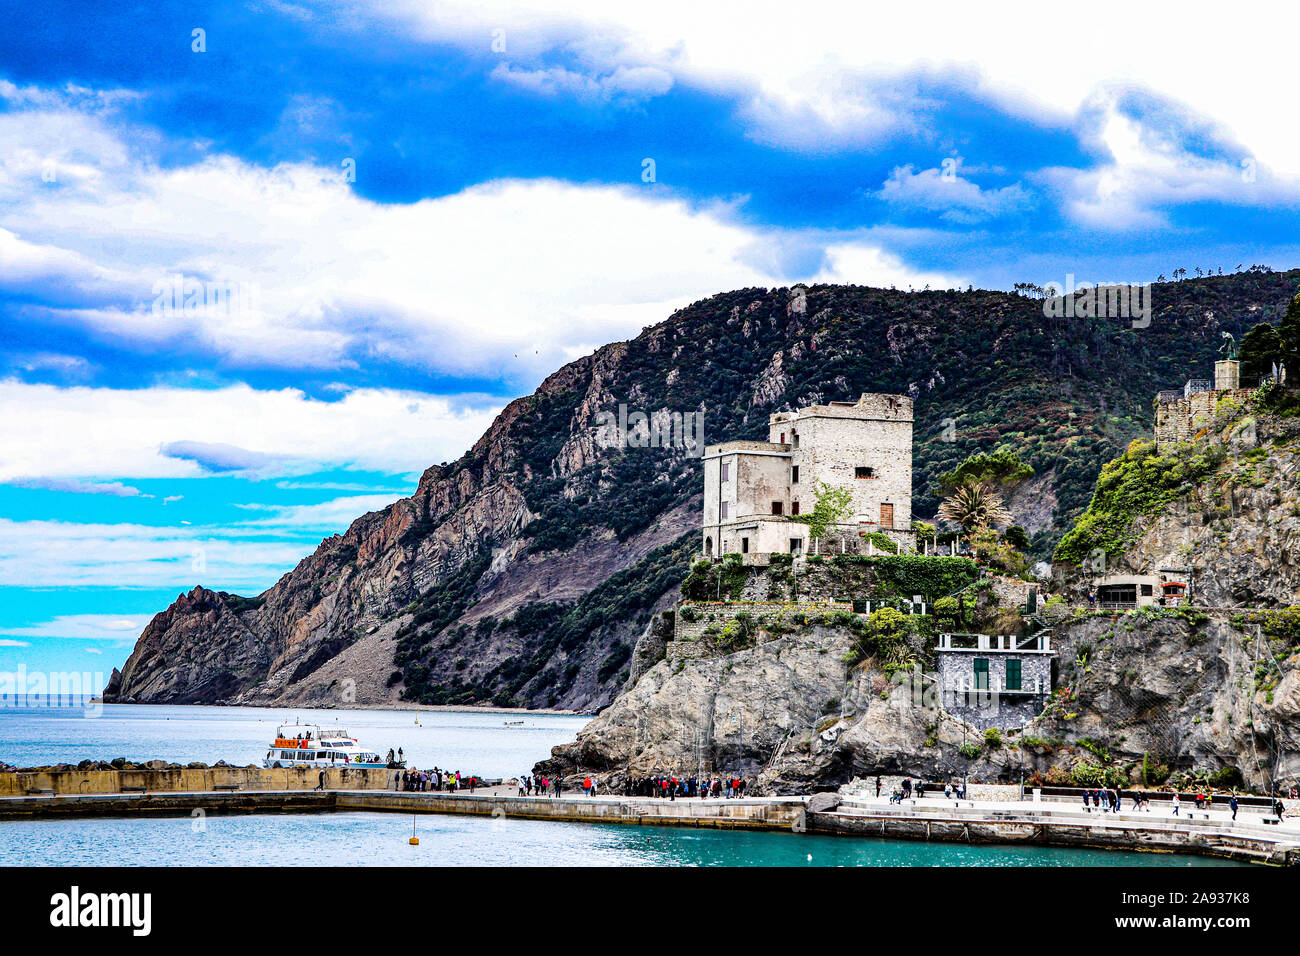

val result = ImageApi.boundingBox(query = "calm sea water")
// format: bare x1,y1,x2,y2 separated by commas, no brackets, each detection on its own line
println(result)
0,812,1240,867
0,703,591,779
0,705,1242,866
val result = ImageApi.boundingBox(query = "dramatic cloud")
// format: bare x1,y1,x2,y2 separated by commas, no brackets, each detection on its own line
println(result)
0,382,501,481
0,96,960,384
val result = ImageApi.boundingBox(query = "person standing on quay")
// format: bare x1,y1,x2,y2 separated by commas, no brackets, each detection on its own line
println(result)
1230,795,1238,821
1171,792,1180,816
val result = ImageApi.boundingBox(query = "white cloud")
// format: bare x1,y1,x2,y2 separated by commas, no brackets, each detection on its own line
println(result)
1041,95,1298,231
371,0,1300,182
878,164,1034,224
0,518,320,589
0,639,31,647
0,102,956,381
232,494,406,530
0,382,500,482
0,614,153,642
10,477,147,497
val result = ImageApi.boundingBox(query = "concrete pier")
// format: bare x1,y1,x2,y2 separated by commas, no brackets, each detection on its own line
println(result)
809,796,1300,866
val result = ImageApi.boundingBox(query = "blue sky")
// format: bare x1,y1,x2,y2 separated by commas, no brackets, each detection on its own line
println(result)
3,0,1300,678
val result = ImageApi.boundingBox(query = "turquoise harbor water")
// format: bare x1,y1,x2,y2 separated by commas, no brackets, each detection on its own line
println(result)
0,811,1240,867
0,705,1242,866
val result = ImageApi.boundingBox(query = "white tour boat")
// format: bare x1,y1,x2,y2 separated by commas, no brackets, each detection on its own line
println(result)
262,722,399,769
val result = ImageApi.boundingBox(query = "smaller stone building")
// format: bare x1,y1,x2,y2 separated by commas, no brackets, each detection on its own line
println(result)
1092,571,1190,609
935,631,1054,731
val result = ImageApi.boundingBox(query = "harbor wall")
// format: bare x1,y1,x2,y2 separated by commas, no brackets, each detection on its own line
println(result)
335,791,806,829
0,765,398,797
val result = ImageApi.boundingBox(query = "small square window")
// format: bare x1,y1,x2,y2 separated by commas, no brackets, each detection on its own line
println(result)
771,501,783,515
855,466,874,479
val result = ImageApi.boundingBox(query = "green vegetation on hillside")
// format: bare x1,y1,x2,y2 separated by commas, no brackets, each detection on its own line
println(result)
1053,438,1225,564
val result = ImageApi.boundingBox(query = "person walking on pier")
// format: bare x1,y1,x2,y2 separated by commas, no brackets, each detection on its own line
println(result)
314,769,326,792
1171,793,1180,816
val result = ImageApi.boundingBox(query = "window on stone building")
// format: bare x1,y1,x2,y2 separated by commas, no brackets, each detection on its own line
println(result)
720,502,729,519
855,466,874,478
791,465,799,483
779,432,785,444
1140,584,1153,597
791,501,800,515
792,432,800,448
771,501,783,515
789,538,802,553
720,462,729,481
973,658,989,691
741,537,749,554
1006,659,1022,691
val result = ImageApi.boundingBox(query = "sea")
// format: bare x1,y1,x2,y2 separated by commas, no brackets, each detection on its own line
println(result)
0,703,1241,867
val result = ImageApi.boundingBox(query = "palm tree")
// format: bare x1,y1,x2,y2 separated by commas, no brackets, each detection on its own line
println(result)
937,481,1012,531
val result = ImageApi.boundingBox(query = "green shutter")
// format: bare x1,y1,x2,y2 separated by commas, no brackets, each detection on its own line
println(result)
973,658,989,690
1006,658,1022,691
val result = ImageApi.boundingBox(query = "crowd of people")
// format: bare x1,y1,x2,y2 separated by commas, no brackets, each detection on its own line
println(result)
396,767,477,792
516,774,564,796
617,775,750,799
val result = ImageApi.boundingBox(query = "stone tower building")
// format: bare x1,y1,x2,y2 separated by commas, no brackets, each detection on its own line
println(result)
1153,358,1249,451
701,393,913,558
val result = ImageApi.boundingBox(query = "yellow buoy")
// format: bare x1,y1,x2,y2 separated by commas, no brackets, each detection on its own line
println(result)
409,836,420,845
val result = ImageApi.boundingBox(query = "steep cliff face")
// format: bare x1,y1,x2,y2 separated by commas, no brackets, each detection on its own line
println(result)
109,271,1300,711
541,599,1300,794
542,397,1300,792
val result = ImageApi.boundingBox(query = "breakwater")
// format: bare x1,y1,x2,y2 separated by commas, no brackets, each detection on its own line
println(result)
0,765,396,797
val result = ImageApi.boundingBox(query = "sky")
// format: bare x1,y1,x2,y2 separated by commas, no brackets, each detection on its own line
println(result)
2,0,1299,680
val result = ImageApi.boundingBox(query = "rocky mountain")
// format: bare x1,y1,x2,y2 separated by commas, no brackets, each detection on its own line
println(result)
541,390,1300,792
107,269,1300,711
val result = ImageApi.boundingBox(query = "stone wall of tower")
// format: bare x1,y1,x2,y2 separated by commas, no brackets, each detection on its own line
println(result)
771,395,913,530
1153,388,1253,452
